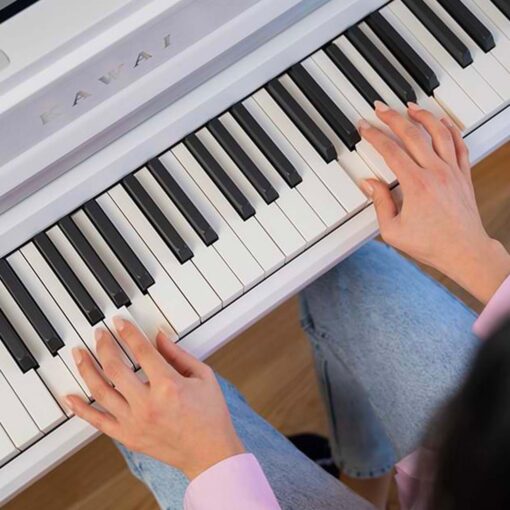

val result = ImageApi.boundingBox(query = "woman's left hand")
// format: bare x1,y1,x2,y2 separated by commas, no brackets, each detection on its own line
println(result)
66,319,244,480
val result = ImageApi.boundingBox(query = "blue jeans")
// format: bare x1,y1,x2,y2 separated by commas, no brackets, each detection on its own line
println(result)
117,241,480,509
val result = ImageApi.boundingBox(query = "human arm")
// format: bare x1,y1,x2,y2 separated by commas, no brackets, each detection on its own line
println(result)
66,320,280,509
359,101,510,306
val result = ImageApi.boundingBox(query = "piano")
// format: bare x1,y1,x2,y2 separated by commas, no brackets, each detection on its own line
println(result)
0,0,509,503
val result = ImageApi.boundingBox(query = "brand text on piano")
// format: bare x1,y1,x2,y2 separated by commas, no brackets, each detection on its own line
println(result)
39,34,172,126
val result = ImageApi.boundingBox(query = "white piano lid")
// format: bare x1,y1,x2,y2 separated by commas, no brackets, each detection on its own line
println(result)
0,0,141,90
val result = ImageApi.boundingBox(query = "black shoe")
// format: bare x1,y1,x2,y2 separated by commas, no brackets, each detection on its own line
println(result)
288,433,340,478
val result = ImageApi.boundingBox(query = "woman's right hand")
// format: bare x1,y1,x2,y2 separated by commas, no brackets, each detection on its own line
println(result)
358,101,510,304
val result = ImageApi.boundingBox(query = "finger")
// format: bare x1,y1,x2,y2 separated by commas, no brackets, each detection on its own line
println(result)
441,118,471,177
66,394,119,437
73,347,128,418
407,103,457,166
156,331,210,379
95,329,147,403
112,318,177,382
361,179,399,234
373,101,441,169
358,119,421,189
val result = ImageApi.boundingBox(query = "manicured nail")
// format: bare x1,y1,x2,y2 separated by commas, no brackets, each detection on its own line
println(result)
358,118,371,132
374,100,390,112
94,328,106,343
112,316,126,332
72,348,83,366
407,102,421,111
64,397,75,411
441,116,454,128
158,326,177,343
360,180,374,197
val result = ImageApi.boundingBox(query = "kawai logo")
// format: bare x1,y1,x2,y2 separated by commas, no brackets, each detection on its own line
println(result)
39,34,172,126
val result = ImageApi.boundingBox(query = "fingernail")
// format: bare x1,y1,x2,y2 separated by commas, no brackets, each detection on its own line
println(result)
360,180,375,197
407,101,421,111
158,326,177,343
94,328,105,343
112,316,126,332
441,116,454,128
374,100,390,112
64,397,74,411
358,118,371,132
72,348,83,366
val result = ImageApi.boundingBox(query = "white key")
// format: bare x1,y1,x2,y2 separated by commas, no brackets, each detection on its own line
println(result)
243,97,347,229
463,0,510,73
172,143,285,275
136,168,243,305
159,151,264,289
220,112,326,244
358,22,449,118
21,243,102,361
335,35,407,114
0,335,64,433
97,194,200,336
423,0,510,101
389,1,501,115
196,128,306,261
46,226,137,369
72,210,174,343
280,69,377,192
473,0,510,40
311,50,398,184
108,184,222,317
0,280,86,416
0,371,41,449
382,6,484,129
253,87,365,216
7,252,93,398
0,424,18,465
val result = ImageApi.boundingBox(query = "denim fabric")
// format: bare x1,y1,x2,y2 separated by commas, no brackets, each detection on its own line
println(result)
116,241,479,509
300,241,480,477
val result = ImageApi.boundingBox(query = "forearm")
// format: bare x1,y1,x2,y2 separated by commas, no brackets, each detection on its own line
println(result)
439,238,510,305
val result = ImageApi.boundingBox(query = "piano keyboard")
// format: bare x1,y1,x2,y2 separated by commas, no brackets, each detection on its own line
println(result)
1,0,510,480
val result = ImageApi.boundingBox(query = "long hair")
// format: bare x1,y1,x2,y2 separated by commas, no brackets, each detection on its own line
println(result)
429,317,510,509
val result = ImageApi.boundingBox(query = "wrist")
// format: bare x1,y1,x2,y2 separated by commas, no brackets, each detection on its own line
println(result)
441,238,510,305
183,436,245,480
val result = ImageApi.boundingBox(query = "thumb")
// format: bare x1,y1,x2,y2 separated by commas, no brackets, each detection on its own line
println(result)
156,330,209,378
361,179,398,231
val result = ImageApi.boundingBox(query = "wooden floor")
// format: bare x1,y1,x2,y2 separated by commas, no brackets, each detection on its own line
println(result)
4,143,509,510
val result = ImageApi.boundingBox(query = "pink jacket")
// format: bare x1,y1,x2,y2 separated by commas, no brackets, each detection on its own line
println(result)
185,276,510,510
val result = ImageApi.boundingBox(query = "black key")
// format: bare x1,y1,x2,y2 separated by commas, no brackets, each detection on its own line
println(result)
346,26,417,104
83,200,155,294
438,0,495,52
33,232,104,326
0,307,38,373
492,0,510,21
147,158,219,246
366,12,440,95
207,118,279,204
288,64,361,150
58,216,131,309
266,78,337,163
0,259,64,356
184,134,256,220
230,103,302,188
325,43,383,106
122,175,193,264
402,0,473,67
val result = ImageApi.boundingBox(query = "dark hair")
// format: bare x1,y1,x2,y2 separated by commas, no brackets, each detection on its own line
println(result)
429,317,510,510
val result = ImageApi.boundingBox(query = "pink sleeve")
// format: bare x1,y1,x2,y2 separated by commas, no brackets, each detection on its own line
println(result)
184,453,281,510
473,276,510,339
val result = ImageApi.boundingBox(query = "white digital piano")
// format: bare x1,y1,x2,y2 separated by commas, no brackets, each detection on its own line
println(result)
0,0,509,504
